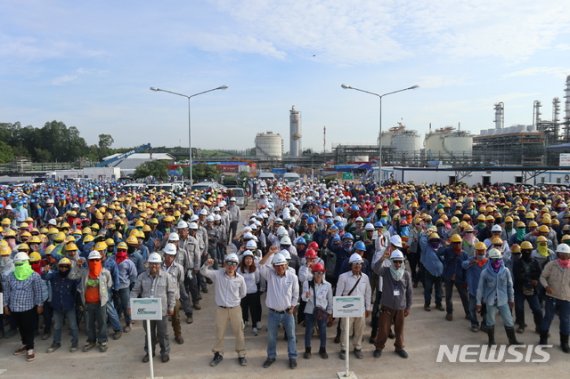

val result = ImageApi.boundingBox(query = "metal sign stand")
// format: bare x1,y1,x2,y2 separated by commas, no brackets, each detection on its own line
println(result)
146,318,154,379
337,317,358,379
130,298,163,379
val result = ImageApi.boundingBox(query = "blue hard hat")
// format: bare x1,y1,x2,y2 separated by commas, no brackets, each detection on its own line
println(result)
307,217,316,225
295,237,307,245
354,241,366,251
343,233,354,240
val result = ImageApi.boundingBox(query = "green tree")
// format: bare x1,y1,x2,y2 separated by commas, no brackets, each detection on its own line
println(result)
133,160,169,180
0,140,14,162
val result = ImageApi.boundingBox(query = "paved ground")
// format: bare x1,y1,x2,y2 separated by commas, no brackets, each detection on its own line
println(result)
1,202,567,378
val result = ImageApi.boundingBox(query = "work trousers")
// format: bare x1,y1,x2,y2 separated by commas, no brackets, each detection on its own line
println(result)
143,315,170,356
514,290,543,329
541,296,570,335
53,308,78,347
13,308,36,350
214,306,246,357
444,279,469,317
85,302,108,344
171,300,182,337
240,292,262,325
375,306,405,351
340,315,365,351
423,272,442,306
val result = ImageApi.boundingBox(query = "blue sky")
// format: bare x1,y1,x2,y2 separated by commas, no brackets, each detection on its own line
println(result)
1,0,569,152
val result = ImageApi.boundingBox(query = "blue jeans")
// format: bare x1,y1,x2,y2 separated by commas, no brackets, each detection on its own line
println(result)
423,272,442,306
106,298,122,332
485,303,514,328
514,290,543,329
541,296,570,335
267,309,297,359
114,287,132,326
304,312,327,349
86,303,108,343
53,309,78,347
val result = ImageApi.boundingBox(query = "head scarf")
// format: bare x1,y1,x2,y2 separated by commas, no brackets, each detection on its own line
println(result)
88,259,102,278
389,261,405,281
14,260,34,281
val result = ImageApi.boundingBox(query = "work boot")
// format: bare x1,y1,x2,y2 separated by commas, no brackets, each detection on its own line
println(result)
539,330,549,345
303,347,311,359
506,327,521,345
560,333,569,353
186,315,193,324
487,326,496,346
319,347,328,359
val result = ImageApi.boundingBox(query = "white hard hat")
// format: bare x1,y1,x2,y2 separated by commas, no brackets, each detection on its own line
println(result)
389,235,403,248
241,250,254,258
14,252,30,262
206,215,214,222
272,253,287,266
280,235,292,245
225,253,239,264
276,226,288,237
355,216,364,222
243,232,254,240
168,232,180,241
214,214,221,221
365,223,375,231
390,249,405,260
177,220,188,229
491,224,502,232
163,243,177,256
199,209,208,216
230,197,236,202
349,253,363,264
190,215,199,222
556,243,570,254
88,251,102,260
219,201,226,207
280,249,291,260
488,248,503,259
148,252,162,263
188,222,199,230
48,219,57,226
245,240,257,249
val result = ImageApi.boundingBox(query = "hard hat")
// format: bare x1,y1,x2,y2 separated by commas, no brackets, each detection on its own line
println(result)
450,234,462,243
556,243,570,254
94,241,108,251
428,233,440,241
308,241,319,250
280,249,291,260
54,232,66,243
528,221,538,228
88,251,102,260
168,232,180,241
475,242,487,251
225,253,239,264
58,257,72,266
17,243,30,251
516,221,526,228
241,250,254,259
245,240,257,250
44,245,55,255
354,241,366,251
142,224,151,232
117,241,128,250
188,222,198,230
463,224,474,232
163,243,177,255
126,235,138,245
105,238,115,246
148,252,162,264
491,225,502,233
348,253,363,264
491,237,503,245
488,248,502,259
0,244,11,256
29,252,41,262
477,215,486,222
295,237,307,245
177,220,188,229
311,262,325,272
536,235,548,243
390,250,405,260
272,253,287,266
364,222,375,231
243,232,254,240
511,244,521,253
305,249,318,259
342,233,354,241
14,252,30,262
135,220,144,228
66,242,78,251
520,241,533,250
505,216,513,223
280,236,292,246
83,234,95,243
538,225,549,233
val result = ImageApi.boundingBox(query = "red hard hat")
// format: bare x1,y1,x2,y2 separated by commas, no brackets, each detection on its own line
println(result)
305,249,318,259
311,262,325,272
308,241,319,250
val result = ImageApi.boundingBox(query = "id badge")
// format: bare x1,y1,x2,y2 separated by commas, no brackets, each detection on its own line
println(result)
393,289,400,296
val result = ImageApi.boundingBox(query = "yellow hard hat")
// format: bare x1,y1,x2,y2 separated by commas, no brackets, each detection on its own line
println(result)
0,244,11,256
477,214,486,222
20,231,31,238
142,224,151,232
511,244,521,253
91,224,100,230
19,222,29,229
449,234,462,243
58,257,72,266
505,216,513,223
83,235,95,243
475,242,487,251
516,221,526,228
521,241,533,250
29,252,41,262
29,235,41,244
135,220,144,228
60,222,71,229
82,227,92,235
126,235,138,245
117,241,128,250
17,243,30,251
48,227,59,235
528,221,538,228
94,241,108,251
536,236,548,243
538,225,549,233
66,242,78,251
491,237,503,245
428,232,440,240
54,232,66,243
105,238,115,246
1,218,11,226
525,212,535,219
450,217,459,224
44,245,55,255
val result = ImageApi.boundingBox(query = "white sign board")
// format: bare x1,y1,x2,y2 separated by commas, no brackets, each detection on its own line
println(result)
560,153,570,167
130,298,162,321
333,296,364,318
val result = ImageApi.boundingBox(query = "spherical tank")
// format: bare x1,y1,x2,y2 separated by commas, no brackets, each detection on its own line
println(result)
255,132,283,159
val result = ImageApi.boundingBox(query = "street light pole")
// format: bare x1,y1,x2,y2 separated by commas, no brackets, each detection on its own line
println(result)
150,85,228,186
341,83,418,184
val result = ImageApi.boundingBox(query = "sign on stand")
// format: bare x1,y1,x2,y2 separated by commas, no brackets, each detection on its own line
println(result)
130,298,162,379
333,296,364,379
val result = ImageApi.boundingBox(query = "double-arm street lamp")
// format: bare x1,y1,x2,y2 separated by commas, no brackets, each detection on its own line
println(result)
150,85,228,185
341,83,419,184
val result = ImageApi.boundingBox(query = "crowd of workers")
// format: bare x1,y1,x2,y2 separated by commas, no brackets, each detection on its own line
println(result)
1,178,569,370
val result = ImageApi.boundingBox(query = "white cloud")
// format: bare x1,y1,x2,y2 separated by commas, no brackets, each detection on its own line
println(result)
505,67,570,80
51,68,102,86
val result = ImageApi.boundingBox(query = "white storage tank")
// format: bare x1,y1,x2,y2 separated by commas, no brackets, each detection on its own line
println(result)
380,130,393,147
392,131,422,155
444,131,473,155
255,131,283,159
425,127,472,157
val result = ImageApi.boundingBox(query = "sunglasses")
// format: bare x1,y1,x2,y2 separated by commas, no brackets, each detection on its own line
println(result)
314,271,324,275
90,259,101,262
225,262,238,266
392,260,403,264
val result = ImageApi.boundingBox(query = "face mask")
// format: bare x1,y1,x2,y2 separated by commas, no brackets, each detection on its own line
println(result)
516,228,526,239
537,244,549,257
490,259,502,272
389,263,405,281
522,251,532,261
14,261,34,281
505,223,513,231
31,262,42,274
116,251,128,264
558,257,570,269
88,260,102,278
476,255,488,267
453,244,462,253
59,269,70,277
478,222,485,228
429,241,440,249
